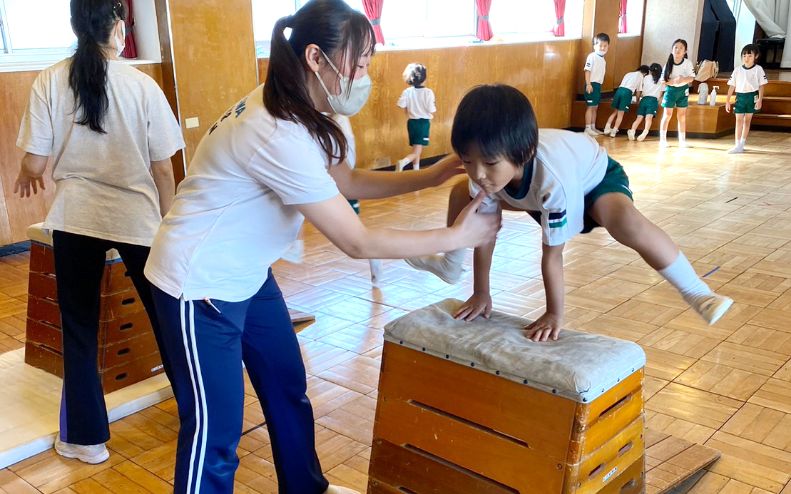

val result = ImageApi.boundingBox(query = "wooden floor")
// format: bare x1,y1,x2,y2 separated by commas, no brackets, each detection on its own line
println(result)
1,131,791,493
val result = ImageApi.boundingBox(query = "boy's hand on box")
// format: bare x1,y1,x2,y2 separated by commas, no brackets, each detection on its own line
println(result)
524,312,563,342
454,291,492,321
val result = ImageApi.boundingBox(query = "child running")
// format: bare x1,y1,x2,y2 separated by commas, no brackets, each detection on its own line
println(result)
583,33,610,137
407,84,733,341
628,63,664,141
397,63,436,171
725,44,768,154
604,65,649,137
659,39,695,147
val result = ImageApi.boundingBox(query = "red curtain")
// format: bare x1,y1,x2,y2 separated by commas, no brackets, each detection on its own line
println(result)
552,0,566,37
121,0,138,58
362,0,385,45
618,0,628,34
475,0,493,41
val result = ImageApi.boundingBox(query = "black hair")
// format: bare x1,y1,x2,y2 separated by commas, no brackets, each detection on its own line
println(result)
264,0,375,164
649,63,662,84
741,43,760,59
593,32,610,45
638,64,650,75
451,85,538,168
664,38,688,82
69,0,126,134
403,63,427,87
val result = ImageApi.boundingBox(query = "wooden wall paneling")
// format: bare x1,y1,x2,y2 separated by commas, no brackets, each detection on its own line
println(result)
611,35,644,88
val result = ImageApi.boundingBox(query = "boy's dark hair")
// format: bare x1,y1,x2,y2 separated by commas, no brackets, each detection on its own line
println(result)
404,63,427,87
664,38,688,82
649,63,662,83
741,43,760,58
451,84,538,168
638,64,650,75
593,32,610,45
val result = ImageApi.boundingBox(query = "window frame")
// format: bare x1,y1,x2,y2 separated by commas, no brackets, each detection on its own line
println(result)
0,0,76,68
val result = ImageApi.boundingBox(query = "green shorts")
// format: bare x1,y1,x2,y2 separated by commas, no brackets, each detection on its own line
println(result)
407,118,430,146
637,96,659,117
611,87,633,111
734,91,759,114
585,82,602,107
348,199,360,215
582,157,633,233
662,84,689,108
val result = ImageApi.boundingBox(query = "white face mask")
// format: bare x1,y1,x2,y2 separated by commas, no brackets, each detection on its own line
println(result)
115,20,126,57
595,49,606,56
314,50,371,116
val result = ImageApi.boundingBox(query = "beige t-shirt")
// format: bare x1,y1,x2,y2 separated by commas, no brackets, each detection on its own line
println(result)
17,58,185,246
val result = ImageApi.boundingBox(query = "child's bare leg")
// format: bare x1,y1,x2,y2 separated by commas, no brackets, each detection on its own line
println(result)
406,180,471,283
604,110,617,131
630,115,644,133
591,193,732,323
742,114,753,144
638,115,653,141
585,106,595,127
676,108,688,146
412,144,423,170
659,108,673,145
613,111,625,131
728,114,745,153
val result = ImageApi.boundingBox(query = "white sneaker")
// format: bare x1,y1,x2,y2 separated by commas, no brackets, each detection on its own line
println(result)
659,139,669,148
637,131,649,142
609,129,618,137
54,436,109,464
405,255,464,284
687,294,734,325
324,486,361,494
584,127,598,137
727,145,744,154
592,127,604,135
603,125,612,134
627,129,636,141
678,140,689,148
369,259,382,287
396,158,411,172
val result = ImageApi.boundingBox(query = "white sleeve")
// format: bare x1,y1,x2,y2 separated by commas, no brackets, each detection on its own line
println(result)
250,130,340,205
397,89,408,108
147,84,186,161
758,66,768,86
537,171,581,247
16,73,54,156
727,70,736,87
684,60,696,78
584,53,595,71
428,89,437,113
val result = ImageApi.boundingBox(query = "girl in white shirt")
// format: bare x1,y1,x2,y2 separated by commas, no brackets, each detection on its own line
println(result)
396,63,436,171
659,39,696,147
15,0,184,465
725,44,769,153
143,1,498,492
627,63,665,141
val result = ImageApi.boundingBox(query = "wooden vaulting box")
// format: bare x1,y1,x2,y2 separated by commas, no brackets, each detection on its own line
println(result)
369,299,646,494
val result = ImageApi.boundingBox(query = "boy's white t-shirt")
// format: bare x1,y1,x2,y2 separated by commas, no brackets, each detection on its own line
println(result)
641,75,664,99
584,52,607,84
144,84,341,302
470,129,609,247
663,59,695,87
16,58,185,246
397,87,436,119
620,71,644,93
727,64,768,93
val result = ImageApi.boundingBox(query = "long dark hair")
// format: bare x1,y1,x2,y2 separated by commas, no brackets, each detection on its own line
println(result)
264,0,375,164
664,39,688,82
69,0,126,133
649,63,662,84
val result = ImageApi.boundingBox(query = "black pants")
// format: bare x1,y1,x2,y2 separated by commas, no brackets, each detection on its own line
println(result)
53,230,171,445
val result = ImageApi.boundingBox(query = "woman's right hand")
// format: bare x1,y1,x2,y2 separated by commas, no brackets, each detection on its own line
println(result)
451,192,500,248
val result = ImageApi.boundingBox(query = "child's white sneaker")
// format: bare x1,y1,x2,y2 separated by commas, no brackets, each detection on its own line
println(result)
324,486,360,494
396,158,411,172
637,130,649,141
592,127,604,135
686,294,733,325
609,129,618,137
369,259,383,287
678,139,689,148
627,129,636,141
727,144,744,154
54,436,109,464
658,138,669,148
603,124,612,134
405,255,463,284
584,127,598,137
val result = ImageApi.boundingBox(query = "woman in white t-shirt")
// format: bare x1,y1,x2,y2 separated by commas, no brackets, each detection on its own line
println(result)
143,1,498,492
15,0,184,465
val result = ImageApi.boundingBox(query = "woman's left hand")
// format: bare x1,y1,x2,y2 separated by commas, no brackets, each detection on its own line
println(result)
428,154,465,186
14,169,45,198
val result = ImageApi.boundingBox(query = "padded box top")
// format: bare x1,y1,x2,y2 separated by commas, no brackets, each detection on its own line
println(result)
384,298,646,403
27,223,121,261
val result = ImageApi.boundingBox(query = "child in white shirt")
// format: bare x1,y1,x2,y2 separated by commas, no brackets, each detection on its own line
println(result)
603,65,649,137
725,44,768,153
583,33,610,137
628,63,664,141
396,63,436,171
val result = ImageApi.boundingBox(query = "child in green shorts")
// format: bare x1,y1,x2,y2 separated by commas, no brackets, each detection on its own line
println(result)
407,85,733,341
604,65,649,137
397,63,436,171
628,63,664,141
659,39,695,148
583,33,610,137
725,44,768,154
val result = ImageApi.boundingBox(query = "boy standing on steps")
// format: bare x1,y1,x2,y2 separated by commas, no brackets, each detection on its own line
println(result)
583,33,610,137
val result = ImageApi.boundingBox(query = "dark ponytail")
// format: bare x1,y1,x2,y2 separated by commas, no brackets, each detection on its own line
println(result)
664,38,688,82
69,0,126,134
649,63,662,84
263,0,375,165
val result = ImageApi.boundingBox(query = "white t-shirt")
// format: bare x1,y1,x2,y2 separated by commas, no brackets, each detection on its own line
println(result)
584,52,607,84
641,75,664,99
471,129,609,247
663,58,695,87
144,84,341,302
16,58,185,246
397,87,436,120
620,71,644,93
728,64,768,93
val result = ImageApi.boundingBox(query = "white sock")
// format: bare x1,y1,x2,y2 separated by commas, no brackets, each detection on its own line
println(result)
586,124,592,130
740,138,746,147
660,130,667,141
678,131,686,142
406,249,466,284
659,252,712,301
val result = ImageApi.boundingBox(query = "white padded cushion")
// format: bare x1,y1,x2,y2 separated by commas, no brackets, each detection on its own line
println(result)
27,223,121,261
384,298,646,403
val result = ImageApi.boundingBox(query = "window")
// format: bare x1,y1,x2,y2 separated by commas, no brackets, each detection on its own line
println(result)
383,0,475,40
0,0,76,54
620,0,644,36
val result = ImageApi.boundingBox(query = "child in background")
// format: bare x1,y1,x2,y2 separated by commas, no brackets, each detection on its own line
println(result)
628,63,664,141
397,63,436,171
583,33,610,137
407,85,733,341
604,65,649,137
725,44,768,154
659,39,695,148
